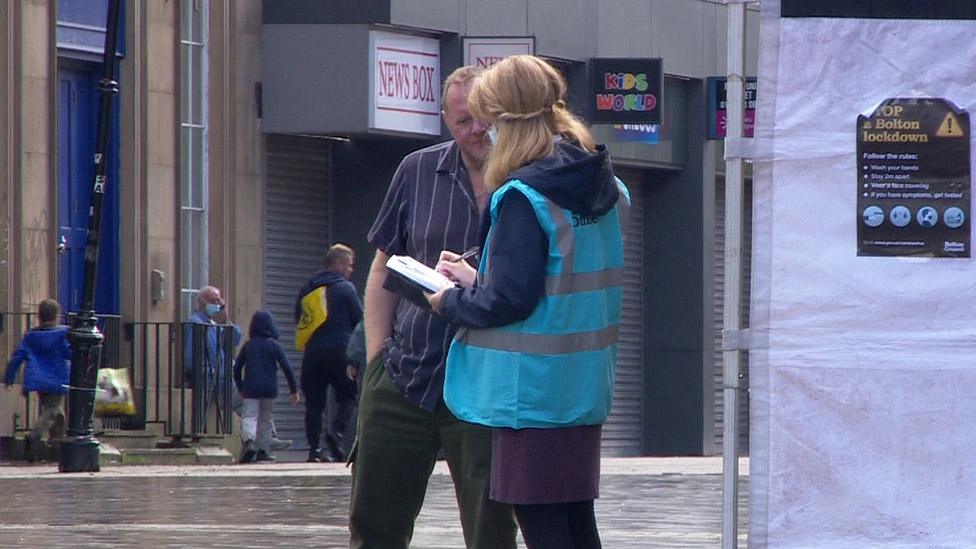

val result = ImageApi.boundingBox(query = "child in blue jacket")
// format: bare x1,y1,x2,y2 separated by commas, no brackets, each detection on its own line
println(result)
3,299,71,461
233,310,299,463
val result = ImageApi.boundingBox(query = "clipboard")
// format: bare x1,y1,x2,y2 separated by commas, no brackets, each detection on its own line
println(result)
383,255,455,310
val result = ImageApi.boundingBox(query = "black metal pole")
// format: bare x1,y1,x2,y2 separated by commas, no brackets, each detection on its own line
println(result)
59,0,123,473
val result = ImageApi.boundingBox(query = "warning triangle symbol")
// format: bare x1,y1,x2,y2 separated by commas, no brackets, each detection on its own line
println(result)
936,112,965,137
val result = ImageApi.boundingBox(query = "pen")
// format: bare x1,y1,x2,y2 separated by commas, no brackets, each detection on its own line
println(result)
451,247,480,263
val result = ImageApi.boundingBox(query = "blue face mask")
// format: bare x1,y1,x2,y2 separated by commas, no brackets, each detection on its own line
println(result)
487,126,498,145
205,303,221,318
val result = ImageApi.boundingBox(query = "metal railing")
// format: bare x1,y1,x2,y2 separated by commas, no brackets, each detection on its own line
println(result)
124,321,236,439
3,313,234,441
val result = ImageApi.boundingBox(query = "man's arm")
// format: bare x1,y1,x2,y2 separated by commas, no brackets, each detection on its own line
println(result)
364,249,398,363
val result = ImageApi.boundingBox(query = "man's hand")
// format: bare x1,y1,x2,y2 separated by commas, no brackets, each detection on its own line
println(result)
346,365,357,381
290,392,301,405
214,307,229,325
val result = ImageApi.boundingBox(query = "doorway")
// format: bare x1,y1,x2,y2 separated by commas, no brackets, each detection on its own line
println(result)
57,64,120,315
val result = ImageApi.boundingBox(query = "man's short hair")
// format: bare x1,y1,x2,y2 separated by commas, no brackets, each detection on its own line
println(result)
441,65,483,109
325,243,354,268
38,299,60,323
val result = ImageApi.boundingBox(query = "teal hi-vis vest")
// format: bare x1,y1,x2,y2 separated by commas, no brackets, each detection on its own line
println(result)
444,177,630,429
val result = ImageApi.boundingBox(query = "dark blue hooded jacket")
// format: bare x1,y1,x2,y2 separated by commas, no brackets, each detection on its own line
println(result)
4,325,71,395
294,270,363,353
439,141,621,327
233,310,298,399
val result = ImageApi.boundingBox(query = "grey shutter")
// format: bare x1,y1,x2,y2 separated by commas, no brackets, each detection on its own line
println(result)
712,177,752,454
602,171,644,457
264,135,332,448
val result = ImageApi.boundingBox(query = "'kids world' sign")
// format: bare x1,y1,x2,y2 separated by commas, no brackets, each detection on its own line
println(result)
589,58,663,124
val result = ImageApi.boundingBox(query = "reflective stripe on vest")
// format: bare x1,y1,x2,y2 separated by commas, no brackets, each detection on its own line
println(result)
545,268,624,295
458,324,620,355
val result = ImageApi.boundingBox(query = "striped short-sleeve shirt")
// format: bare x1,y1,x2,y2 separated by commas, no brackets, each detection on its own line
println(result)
367,140,483,412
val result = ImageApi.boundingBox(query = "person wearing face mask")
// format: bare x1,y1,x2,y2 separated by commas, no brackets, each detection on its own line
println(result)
182,286,291,452
184,285,241,386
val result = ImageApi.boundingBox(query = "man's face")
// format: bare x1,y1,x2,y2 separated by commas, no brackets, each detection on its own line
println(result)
442,83,490,167
339,257,355,280
200,288,219,304
199,288,225,313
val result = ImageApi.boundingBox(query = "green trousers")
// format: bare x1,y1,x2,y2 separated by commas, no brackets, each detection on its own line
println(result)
349,354,517,549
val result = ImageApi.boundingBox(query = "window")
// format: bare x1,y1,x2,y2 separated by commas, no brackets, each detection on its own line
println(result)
179,0,208,317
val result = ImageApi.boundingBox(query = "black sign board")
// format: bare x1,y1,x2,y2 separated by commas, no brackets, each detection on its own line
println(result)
706,76,757,139
589,58,662,125
857,98,971,257
782,0,976,20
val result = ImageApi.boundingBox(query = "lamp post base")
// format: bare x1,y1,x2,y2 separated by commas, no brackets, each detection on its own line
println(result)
58,436,101,473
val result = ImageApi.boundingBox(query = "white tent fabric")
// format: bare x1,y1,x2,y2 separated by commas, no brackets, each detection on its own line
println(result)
749,2,976,547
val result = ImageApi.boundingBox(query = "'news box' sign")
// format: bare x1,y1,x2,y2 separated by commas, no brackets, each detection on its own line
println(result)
369,31,441,136
462,37,535,69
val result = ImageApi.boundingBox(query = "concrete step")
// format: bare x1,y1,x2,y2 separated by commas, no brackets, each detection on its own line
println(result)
3,435,122,466
97,429,159,450
5,432,238,466
121,447,198,466
99,442,123,465
116,445,236,466
193,445,236,465
2,434,60,463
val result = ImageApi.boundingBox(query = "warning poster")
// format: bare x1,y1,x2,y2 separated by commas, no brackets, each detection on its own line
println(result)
857,98,971,257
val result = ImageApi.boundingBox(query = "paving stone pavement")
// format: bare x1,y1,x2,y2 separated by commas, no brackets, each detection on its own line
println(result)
0,457,749,548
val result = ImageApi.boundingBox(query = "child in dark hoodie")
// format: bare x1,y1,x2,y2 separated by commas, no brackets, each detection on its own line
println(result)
233,310,299,463
3,299,71,462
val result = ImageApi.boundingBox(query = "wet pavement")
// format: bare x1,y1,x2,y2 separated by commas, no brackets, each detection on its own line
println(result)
0,457,748,548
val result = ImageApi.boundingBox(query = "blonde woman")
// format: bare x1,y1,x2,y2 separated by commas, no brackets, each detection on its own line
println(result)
428,55,629,549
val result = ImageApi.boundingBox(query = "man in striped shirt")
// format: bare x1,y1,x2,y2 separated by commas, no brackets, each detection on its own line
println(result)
349,67,517,549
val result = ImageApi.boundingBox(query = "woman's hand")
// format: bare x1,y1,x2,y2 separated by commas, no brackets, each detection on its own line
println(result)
436,250,477,288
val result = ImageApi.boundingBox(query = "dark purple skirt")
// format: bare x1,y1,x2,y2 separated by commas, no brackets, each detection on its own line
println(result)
489,424,602,505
